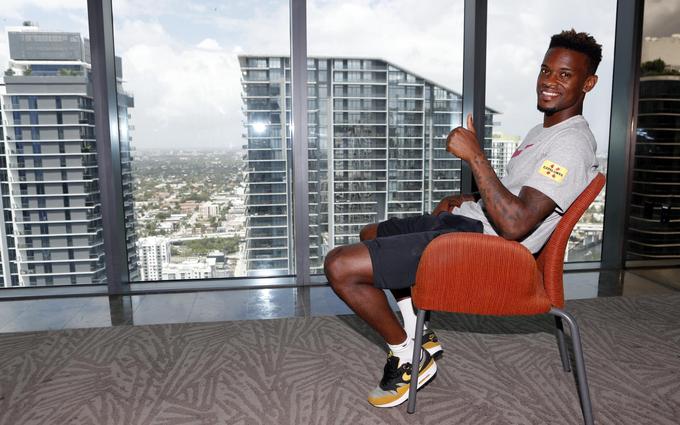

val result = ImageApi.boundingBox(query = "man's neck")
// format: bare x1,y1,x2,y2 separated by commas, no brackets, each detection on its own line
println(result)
543,106,583,128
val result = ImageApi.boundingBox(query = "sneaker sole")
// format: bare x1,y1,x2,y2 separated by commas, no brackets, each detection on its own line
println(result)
373,357,438,408
423,341,443,358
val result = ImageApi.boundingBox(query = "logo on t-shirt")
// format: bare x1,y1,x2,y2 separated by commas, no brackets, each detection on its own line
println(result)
511,143,534,158
539,160,568,183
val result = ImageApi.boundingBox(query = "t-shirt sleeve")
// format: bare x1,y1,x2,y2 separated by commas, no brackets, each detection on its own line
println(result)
522,129,596,212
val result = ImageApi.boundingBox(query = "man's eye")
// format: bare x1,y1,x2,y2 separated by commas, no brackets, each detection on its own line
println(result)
560,72,571,78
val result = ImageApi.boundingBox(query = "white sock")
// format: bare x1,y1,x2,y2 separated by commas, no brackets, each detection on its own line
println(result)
397,297,427,341
387,337,420,367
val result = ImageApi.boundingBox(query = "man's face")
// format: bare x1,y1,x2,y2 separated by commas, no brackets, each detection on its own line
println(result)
536,47,597,118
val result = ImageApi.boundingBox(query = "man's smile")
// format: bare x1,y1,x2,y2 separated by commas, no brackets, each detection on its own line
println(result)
539,89,561,101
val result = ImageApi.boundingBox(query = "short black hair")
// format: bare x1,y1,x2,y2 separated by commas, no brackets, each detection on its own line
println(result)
549,29,602,74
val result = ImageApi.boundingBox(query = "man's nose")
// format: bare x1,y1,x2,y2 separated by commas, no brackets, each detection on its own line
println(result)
541,72,558,86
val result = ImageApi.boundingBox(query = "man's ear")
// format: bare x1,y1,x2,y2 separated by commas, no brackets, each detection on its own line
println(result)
583,74,598,93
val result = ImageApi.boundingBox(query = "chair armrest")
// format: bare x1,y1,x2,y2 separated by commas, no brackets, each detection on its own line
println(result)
412,233,551,316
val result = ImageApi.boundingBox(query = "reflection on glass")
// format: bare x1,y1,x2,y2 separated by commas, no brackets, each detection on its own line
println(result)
305,1,476,273
113,1,291,281
486,0,616,262
627,0,680,262
0,6,109,287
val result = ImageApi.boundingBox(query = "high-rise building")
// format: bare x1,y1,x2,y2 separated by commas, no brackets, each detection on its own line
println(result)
0,25,137,286
490,132,521,178
161,258,214,280
240,56,495,276
137,236,170,281
628,73,680,259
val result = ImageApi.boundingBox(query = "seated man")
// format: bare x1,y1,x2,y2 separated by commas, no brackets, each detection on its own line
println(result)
323,29,602,408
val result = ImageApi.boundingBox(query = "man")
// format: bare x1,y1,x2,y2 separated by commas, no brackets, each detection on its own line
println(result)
324,29,601,408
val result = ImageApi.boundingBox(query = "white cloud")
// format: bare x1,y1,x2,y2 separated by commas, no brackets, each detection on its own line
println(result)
307,0,465,91
115,25,242,150
643,0,680,37
1,0,85,20
197,38,221,51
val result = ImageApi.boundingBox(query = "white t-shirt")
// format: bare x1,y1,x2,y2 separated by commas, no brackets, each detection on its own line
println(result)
453,115,599,253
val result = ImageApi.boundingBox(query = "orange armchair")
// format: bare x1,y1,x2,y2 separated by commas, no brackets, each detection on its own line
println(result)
407,173,605,425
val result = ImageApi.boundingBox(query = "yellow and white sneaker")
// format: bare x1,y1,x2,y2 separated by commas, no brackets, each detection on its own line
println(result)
422,328,443,358
367,350,437,408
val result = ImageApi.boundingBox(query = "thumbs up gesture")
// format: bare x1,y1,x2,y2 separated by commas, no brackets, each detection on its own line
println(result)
445,114,484,163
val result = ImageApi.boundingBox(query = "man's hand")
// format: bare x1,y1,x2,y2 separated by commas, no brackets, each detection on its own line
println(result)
432,194,476,216
446,114,484,162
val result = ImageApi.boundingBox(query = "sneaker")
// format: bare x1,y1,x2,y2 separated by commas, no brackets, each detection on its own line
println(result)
422,328,443,358
367,349,437,408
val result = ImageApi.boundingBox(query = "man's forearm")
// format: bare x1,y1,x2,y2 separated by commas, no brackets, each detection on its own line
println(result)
468,154,526,239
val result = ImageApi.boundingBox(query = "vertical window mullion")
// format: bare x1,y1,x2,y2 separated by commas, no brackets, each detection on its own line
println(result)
87,0,130,293
290,0,311,285
601,0,644,272
461,0,487,195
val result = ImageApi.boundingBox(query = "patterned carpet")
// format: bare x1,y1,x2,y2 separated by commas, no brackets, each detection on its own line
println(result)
1,293,679,425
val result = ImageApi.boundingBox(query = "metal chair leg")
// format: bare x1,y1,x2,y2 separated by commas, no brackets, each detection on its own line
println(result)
407,309,427,414
554,316,571,372
550,308,594,425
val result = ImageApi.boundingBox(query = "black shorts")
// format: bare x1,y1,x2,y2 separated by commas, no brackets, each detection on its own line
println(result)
362,213,483,290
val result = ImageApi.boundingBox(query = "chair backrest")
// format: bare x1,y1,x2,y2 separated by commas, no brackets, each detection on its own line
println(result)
537,172,605,308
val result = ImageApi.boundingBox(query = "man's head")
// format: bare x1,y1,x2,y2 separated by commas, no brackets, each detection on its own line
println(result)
537,29,601,124
549,29,602,74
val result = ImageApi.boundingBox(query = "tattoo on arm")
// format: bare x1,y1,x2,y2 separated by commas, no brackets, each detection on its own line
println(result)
469,155,556,240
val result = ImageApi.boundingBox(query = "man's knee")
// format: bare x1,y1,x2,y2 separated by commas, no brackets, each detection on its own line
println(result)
324,245,361,294
324,246,346,286
360,223,378,241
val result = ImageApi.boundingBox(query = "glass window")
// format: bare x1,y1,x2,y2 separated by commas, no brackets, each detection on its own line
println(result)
112,1,291,281
306,1,466,273
627,0,680,266
0,3,106,288
486,0,616,262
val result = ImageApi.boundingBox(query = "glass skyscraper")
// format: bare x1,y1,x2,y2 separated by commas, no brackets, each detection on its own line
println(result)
240,56,495,276
0,26,137,287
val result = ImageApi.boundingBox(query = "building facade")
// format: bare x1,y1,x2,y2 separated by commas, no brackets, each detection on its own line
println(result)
0,26,137,286
137,236,170,281
161,258,214,280
240,56,495,276
490,133,521,178
628,74,680,259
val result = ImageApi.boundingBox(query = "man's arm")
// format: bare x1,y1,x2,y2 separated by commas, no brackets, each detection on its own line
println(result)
446,114,556,241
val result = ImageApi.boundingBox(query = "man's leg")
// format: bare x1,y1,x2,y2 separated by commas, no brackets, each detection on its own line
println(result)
359,223,411,302
324,242,405,345
324,241,437,408
359,222,440,355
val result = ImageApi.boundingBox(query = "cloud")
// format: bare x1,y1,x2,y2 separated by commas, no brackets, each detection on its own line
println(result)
307,0,465,91
643,0,680,37
114,21,242,150
197,38,222,50
1,0,85,20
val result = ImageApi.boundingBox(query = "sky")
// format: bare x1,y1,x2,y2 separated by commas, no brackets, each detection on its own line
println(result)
1,0,677,155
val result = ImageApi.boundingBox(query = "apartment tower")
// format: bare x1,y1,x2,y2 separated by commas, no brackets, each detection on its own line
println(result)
0,25,137,286
240,56,495,276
